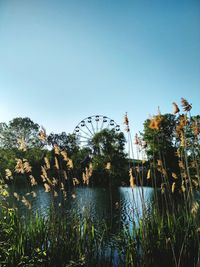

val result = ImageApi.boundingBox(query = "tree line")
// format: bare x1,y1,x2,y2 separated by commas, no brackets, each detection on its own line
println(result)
0,117,129,186
0,111,199,187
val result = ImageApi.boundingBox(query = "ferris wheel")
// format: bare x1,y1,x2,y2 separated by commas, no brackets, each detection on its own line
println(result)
73,115,120,148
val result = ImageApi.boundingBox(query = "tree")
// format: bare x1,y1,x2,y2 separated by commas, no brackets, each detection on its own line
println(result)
142,113,180,186
0,117,41,149
88,129,128,185
142,114,177,159
143,113,200,162
47,132,79,156
0,117,45,180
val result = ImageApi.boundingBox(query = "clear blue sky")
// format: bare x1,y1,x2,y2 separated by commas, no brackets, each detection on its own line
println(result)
0,0,199,136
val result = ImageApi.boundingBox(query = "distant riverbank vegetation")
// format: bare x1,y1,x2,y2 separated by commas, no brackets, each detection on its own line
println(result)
0,98,200,266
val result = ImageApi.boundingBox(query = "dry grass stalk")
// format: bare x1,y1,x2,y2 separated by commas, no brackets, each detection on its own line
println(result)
172,102,180,114
73,178,79,186
63,170,68,180
52,177,58,185
124,112,130,132
172,172,178,179
63,191,67,199
134,133,139,145
44,183,51,192
5,169,13,180
129,168,136,188
23,160,32,173
105,162,111,170
54,144,60,155
13,192,20,201
54,190,58,197
178,160,185,170
60,182,65,191
83,164,93,185
149,115,162,130
44,157,50,169
17,137,27,151
15,159,32,174
147,169,151,179
21,196,31,209
171,182,176,193
15,159,24,174
72,193,76,199
41,166,48,182
54,157,59,169
161,183,165,194
61,150,68,161
181,181,186,193
67,159,73,169
181,98,192,112
38,126,47,142
29,175,37,186
31,191,37,197
191,201,199,216
191,121,200,136
192,179,198,188
124,112,129,126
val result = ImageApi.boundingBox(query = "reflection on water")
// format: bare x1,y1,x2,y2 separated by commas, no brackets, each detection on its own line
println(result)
8,185,154,227
119,187,153,227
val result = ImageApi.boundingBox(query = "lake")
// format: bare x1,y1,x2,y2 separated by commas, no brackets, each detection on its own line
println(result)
7,185,154,230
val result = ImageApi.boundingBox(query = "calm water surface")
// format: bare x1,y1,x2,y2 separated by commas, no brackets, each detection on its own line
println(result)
8,185,154,227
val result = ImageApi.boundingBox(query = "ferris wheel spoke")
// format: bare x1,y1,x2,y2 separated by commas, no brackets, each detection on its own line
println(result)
90,120,96,135
95,115,100,133
105,121,111,129
84,124,94,136
79,140,90,145
77,134,91,140
100,120,105,131
87,121,96,135
78,127,93,138
96,120,99,132
100,116,109,131
79,143,91,148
